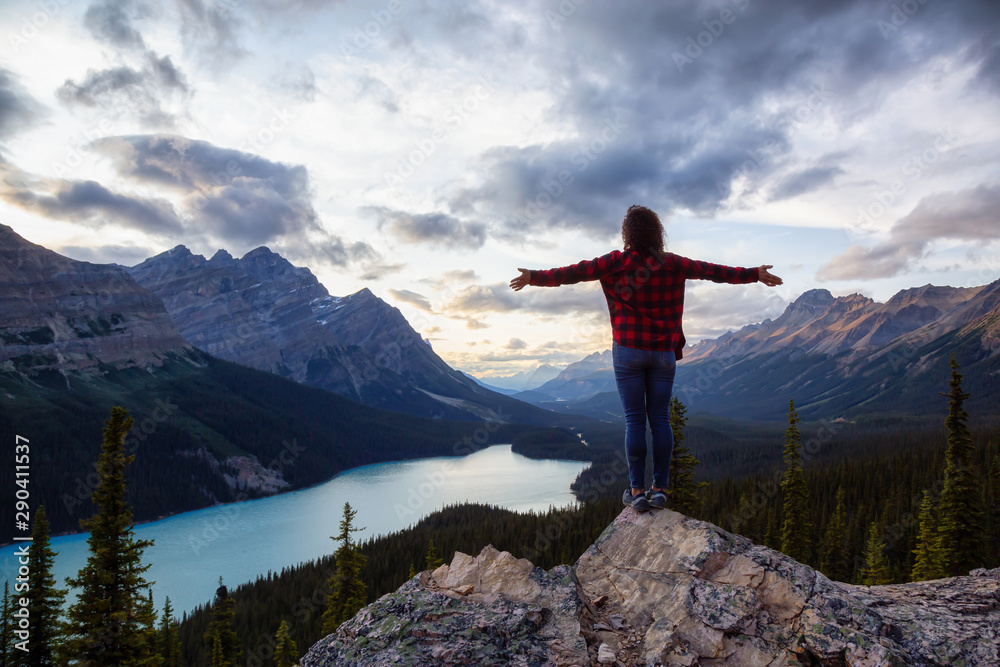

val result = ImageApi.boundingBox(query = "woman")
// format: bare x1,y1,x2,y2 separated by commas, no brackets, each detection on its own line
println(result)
510,205,782,512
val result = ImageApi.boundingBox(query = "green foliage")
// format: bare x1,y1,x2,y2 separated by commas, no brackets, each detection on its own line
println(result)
158,597,182,667
861,521,892,586
22,505,67,666
666,398,706,515
704,422,1000,584
273,620,298,667
911,491,944,581
204,579,238,667
320,503,368,634
819,488,851,583
935,357,988,576
780,400,812,565
424,538,444,571
62,407,158,666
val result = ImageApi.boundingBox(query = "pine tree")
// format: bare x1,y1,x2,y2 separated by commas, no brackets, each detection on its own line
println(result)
819,487,851,582
158,597,182,667
861,521,892,586
320,503,367,634
273,620,298,667
23,505,67,666
203,578,238,667
911,491,943,581
780,400,812,564
62,406,158,666
1,581,14,667
424,538,444,570
407,562,417,579
935,357,988,576
665,398,707,515
763,507,779,550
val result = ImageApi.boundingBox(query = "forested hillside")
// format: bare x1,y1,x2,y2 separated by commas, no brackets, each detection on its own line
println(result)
0,351,564,538
176,418,1000,665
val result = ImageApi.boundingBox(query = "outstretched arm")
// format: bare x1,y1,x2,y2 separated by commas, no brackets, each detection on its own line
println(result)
758,265,783,287
509,268,531,291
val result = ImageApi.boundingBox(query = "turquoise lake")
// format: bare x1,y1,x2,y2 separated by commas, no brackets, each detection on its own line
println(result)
0,445,588,615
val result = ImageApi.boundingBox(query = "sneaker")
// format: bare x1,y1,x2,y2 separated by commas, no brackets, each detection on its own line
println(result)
647,488,667,509
622,488,650,512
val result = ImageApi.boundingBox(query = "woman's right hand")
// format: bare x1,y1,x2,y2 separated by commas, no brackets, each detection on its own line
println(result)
510,268,530,291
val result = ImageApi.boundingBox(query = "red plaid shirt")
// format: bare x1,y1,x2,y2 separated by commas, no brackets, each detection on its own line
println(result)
529,250,759,359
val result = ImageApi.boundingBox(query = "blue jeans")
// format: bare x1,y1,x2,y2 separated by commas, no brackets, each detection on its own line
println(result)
612,342,676,491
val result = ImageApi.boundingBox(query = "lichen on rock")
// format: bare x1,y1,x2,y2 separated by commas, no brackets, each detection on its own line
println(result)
300,508,1000,666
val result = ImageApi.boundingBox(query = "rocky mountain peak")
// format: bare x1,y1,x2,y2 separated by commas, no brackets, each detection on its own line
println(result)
789,288,835,310
0,227,190,372
302,509,1000,666
208,249,236,265
239,246,316,285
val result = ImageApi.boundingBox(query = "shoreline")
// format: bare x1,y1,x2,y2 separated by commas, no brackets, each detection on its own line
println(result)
1,444,591,549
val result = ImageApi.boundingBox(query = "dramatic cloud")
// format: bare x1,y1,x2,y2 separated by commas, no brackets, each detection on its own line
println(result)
818,184,1000,280
683,282,792,340
770,165,844,201
368,206,487,249
441,281,606,319
57,53,190,128
382,0,1000,245
0,169,183,235
84,0,148,51
59,243,156,266
387,288,432,312
91,134,327,246
172,0,339,69
0,69,44,140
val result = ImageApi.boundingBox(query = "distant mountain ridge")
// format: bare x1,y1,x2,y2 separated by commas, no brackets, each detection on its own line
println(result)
527,350,614,400
682,284,985,363
474,364,563,391
511,281,1000,421
677,281,1000,419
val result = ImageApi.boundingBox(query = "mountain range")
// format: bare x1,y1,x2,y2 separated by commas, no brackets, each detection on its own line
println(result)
126,244,557,424
510,282,1000,421
0,225,578,537
472,364,564,392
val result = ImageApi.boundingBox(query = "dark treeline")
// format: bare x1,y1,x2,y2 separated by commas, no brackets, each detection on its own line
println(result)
704,424,1000,583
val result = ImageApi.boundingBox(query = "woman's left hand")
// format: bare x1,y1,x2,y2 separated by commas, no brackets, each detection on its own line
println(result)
758,265,783,287
510,268,530,291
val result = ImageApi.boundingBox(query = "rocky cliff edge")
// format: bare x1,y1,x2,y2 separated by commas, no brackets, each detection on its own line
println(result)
301,508,1000,666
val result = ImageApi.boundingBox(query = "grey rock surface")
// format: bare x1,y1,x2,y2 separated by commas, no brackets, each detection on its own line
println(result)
300,545,592,666
301,509,1000,666
576,508,1000,666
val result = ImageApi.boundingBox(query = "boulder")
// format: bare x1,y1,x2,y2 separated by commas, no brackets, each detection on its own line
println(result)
301,508,1000,666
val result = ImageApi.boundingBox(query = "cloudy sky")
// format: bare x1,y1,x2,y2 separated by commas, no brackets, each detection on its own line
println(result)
1,0,999,377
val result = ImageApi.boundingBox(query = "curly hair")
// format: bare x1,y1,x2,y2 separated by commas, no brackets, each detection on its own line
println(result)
621,205,665,255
